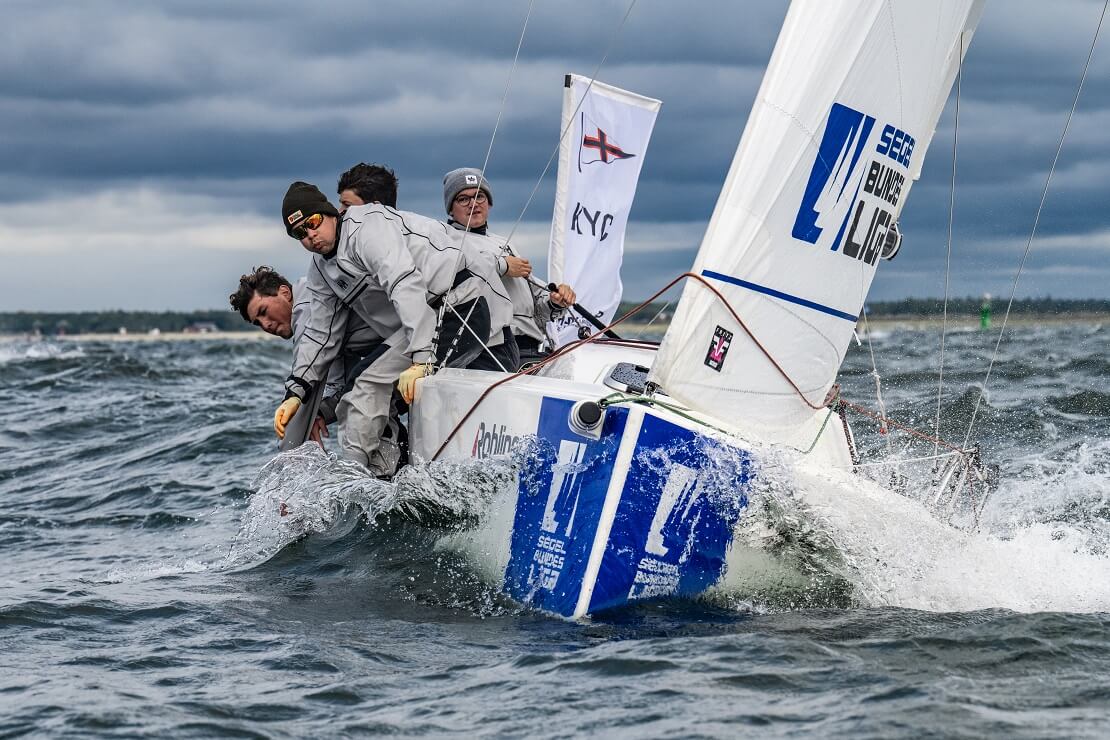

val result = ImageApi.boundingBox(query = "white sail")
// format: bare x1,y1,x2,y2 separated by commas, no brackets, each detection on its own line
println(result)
548,74,661,347
648,0,984,436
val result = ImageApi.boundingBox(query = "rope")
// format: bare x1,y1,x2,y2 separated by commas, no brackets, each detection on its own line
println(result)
428,269,975,464
802,406,839,455
935,30,964,457
433,271,837,459
598,392,732,437
853,450,961,468
597,391,839,456
962,0,1108,449
839,398,964,454
432,267,683,463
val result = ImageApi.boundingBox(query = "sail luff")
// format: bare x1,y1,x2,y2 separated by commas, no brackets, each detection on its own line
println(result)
548,76,576,285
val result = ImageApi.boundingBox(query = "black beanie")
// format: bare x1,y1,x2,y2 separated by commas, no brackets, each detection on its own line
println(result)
282,181,340,235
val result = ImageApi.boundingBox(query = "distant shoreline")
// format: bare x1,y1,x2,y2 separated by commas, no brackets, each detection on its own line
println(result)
0,331,273,342
861,313,1109,329
1,313,1106,342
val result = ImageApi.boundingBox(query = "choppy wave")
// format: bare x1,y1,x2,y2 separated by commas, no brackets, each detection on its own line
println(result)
0,339,85,365
224,444,517,570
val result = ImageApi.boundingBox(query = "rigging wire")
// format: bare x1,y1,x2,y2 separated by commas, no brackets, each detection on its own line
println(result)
501,0,640,247
961,0,1109,450
627,299,672,340
859,310,892,452
434,0,538,373
435,0,639,370
934,31,964,458
475,0,536,209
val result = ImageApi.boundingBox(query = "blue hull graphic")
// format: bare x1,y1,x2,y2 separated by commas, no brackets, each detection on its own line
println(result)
504,396,753,618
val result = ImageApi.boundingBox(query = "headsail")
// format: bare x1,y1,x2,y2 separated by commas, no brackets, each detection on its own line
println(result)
648,0,984,436
548,74,661,347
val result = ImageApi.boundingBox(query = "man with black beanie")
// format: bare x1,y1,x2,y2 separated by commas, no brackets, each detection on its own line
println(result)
274,181,512,476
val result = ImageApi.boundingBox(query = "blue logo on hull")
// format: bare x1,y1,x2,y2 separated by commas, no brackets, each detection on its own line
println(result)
504,397,629,617
587,414,752,612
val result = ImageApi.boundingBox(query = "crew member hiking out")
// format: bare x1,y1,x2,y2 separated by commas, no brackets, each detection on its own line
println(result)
229,266,406,456
274,181,512,477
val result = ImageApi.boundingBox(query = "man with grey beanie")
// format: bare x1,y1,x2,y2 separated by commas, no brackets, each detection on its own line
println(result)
443,167,576,366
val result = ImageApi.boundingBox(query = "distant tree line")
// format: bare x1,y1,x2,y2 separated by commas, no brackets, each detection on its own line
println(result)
3,297,1109,336
614,297,1110,323
862,297,1110,318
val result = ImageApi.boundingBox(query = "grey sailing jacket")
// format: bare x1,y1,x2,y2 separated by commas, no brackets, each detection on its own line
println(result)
285,205,512,401
290,277,382,419
448,222,563,345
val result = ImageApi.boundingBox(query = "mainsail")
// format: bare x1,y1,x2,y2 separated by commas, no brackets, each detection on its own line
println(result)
648,0,984,435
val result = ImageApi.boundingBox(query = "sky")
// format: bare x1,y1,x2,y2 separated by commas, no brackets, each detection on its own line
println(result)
1,0,1109,311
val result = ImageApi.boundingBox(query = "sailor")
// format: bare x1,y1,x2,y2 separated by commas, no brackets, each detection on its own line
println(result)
275,181,513,476
442,167,576,367
337,161,399,209
229,266,404,453
336,162,523,372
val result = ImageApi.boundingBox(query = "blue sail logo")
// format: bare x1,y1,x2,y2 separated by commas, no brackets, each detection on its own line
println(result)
792,103,876,252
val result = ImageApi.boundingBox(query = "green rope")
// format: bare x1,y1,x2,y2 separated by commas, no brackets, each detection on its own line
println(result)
800,406,838,455
598,392,734,435
598,391,838,455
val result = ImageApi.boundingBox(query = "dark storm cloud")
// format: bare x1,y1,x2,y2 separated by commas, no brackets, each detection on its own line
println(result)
1,0,1109,308
0,0,773,200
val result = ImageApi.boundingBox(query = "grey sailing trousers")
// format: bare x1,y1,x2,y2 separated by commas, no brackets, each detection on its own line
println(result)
335,341,411,477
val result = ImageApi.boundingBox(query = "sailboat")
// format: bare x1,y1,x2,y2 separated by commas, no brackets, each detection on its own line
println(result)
407,0,986,618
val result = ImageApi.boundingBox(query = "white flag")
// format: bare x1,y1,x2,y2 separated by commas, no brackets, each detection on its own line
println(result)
548,74,661,347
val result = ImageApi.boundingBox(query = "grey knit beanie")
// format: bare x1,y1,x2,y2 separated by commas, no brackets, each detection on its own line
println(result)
443,168,493,214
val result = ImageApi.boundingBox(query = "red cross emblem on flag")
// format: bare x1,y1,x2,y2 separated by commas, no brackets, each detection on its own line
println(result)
582,127,636,164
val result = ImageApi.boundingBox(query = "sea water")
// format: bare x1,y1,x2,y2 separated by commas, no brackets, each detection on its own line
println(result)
1,325,1108,737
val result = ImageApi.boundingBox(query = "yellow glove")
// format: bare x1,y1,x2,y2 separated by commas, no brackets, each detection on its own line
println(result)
274,397,302,439
398,363,432,404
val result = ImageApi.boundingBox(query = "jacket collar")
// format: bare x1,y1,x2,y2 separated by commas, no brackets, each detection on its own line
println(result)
448,218,487,236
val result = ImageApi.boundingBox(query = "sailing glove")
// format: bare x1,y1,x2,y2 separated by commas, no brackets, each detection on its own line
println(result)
398,363,432,404
274,397,302,439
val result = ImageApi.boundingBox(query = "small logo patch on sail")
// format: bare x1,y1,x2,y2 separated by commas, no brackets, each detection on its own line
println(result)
704,326,733,372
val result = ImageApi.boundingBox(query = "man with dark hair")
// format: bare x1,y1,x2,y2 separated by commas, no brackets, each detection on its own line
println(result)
274,181,512,476
230,266,394,448
230,266,294,338
337,162,398,209
443,167,576,366
336,166,522,373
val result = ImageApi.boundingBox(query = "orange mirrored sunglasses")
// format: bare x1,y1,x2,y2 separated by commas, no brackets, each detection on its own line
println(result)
290,212,325,240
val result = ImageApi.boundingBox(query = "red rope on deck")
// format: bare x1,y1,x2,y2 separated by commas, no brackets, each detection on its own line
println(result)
428,271,967,460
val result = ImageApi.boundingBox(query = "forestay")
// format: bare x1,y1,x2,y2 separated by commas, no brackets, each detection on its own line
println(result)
648,0,984,435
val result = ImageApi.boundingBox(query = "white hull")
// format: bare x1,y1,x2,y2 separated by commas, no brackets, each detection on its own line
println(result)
409,342,853,618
